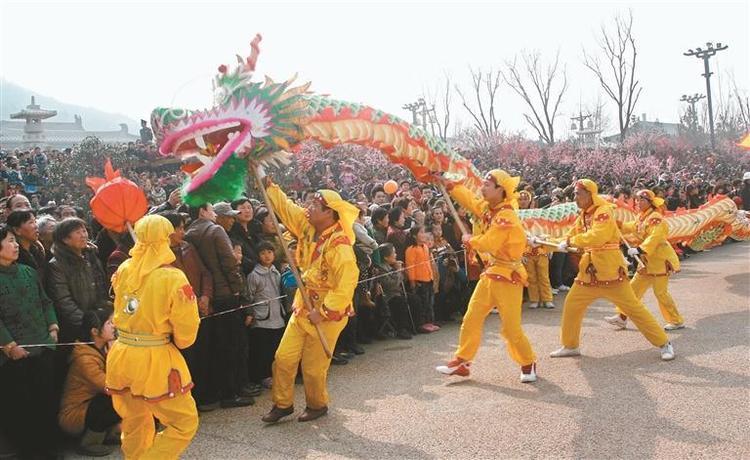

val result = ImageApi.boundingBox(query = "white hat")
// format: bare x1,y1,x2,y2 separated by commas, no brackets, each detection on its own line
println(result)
743,172,750,181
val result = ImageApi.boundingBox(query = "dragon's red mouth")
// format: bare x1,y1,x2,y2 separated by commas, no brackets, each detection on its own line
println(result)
160,118,252,193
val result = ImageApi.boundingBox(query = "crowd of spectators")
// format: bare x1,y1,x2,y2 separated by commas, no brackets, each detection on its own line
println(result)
1,133,749,458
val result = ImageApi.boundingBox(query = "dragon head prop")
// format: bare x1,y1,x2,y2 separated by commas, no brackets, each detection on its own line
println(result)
151,34,310,205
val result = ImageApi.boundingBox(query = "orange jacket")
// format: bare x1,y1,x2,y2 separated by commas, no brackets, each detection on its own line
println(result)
405,244,434,283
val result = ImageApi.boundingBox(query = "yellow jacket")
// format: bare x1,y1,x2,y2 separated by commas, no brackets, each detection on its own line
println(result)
567,203,628,285
266,184,359,319
622,209,680,276
105,265,200,400
59,344,106,435
450,184,527,284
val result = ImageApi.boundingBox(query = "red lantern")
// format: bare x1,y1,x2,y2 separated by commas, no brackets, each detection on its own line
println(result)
86,159,148,234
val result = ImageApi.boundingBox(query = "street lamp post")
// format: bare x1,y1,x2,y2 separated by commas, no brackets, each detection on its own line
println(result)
684,42,728,150
570,111,591,145
403,98,438,136
402,101,422,126
679,93,706,133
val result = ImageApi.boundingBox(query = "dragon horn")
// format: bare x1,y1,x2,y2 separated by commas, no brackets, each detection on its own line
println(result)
246,33,262,71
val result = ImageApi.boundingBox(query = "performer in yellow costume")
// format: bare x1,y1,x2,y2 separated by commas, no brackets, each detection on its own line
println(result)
549,180,675,361
524,242,555,309
105,215,200,459
259,173,360,423
435,170,538,383
605,189,684,330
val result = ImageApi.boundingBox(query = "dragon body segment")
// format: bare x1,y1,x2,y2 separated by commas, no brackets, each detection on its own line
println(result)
151,36,749,253
520,196,749,251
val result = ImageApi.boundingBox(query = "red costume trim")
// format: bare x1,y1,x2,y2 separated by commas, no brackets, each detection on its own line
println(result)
106,369,194,403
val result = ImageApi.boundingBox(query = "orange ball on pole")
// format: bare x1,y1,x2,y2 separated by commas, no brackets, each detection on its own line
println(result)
384,180,398,195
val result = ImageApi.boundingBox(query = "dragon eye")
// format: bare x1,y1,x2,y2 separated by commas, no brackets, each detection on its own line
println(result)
214,87,230,105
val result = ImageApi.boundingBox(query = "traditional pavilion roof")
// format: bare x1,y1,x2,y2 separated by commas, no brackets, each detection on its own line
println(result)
10,96,57,120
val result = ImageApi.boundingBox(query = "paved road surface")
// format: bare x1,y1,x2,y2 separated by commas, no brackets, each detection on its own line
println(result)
79,241,750,459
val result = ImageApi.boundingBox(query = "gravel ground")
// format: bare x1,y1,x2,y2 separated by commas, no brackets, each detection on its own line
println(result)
71,241,750,459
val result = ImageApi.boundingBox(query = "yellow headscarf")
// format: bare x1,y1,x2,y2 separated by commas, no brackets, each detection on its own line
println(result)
575,179,608,209
487,169,521,209
116,215,176,294
317,189,359,243
636,189,665,212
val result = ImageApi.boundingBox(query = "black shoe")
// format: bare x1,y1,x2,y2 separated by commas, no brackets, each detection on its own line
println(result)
220,395,255,408
298,406,328,422
349,343,365,355
357,336,373,344
331,354,348,365
397,329,413,340
261,405,294,423
197,401,220,412
240,384,262,397
337,351,355,359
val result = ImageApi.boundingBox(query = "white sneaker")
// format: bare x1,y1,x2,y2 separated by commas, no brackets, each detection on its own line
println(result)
490,308,499,314
528,302,539,309
664,323,685,331
520,363,537,383
550,347,581,358
542,301,555,309
660,342,675,361
436,358,471,377
551,288,560,295
604,314,627,329
558,285,570,292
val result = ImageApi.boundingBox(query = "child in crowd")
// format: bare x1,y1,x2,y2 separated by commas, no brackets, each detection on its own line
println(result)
523,239,555,309
246,241,287,390
434,246,465,322
59,308,121,457
372,243,414,339
405,225,439,333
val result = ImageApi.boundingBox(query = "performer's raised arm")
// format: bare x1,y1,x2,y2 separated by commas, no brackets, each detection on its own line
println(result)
263,179,309,240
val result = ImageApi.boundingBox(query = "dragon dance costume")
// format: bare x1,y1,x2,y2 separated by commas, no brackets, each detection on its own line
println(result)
611,189,684,328
551,180,673,360
105,215,200,459
436,170,537,382
264,181,359,417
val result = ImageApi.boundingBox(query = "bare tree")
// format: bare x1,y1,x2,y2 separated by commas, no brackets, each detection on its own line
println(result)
714,71,749,139
423,73,452,141
455,67,502,137
502,50,568,145
590,94,611,133
582,10,642,142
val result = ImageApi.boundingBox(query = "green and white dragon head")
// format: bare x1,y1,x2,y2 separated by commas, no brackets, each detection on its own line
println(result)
151,34,310,205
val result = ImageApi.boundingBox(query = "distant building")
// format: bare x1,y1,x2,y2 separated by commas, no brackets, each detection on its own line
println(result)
0,96,138,149
602,113,681,143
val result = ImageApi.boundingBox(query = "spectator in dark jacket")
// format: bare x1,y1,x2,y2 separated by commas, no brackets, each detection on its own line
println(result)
741,172,750,212
0,224,59,459
184,203,251,410
163,212,213,316
105,231,134,280
7,210,48,282
229,198,259,276
47,218,109,342
387,206,408,261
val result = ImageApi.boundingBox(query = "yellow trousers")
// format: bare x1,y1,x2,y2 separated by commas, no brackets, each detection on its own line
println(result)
272,314,348,410
456,277,536,366
561,282,668,349
525,255,552,302
616,274,684,325
112,393,198,460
